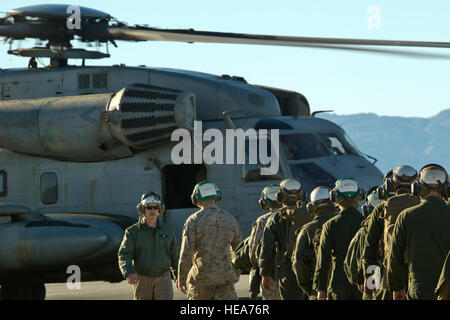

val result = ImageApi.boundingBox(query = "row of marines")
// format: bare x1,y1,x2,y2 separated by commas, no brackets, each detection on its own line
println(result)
117,163,450,300
235,163,450,300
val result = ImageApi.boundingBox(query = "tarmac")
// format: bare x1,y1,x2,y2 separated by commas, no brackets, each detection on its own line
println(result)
44,275,253,300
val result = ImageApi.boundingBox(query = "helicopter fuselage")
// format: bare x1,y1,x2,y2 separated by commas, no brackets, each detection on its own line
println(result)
0,64,382,290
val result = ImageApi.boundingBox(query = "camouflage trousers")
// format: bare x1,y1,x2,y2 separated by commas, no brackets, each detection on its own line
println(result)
133,271,174,300
187,283,238,300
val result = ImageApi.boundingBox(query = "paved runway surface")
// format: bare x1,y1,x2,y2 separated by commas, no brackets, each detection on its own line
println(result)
45,275,254,300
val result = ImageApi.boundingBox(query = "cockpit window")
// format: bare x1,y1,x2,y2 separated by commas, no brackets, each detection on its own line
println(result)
281,134,330,160
319,133,359,156
242,138,284,182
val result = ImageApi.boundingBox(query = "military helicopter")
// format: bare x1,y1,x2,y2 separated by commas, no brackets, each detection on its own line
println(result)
1,4,448,300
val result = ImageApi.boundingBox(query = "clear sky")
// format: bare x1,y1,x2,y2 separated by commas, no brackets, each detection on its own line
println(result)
2,0,450,118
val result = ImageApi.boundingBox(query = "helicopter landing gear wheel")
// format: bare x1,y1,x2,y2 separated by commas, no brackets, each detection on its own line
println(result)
0,282,46,300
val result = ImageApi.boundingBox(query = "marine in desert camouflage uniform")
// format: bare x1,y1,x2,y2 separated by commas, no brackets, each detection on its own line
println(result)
177,181,242,300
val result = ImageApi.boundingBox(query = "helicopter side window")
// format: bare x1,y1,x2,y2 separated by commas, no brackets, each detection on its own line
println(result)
40,172,58,205
281,134,330,160
242,138,283,182
78,74,91,90
163,164,206,209
93,73,107,88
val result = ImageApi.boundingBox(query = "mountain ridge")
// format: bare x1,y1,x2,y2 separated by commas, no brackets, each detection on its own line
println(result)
317,109,450,175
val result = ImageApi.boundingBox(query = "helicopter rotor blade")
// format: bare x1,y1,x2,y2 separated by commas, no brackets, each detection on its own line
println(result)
105,26,450,59
107,26,450,49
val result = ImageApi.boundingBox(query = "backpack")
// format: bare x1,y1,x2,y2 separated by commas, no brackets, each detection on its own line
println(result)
381,193,420,264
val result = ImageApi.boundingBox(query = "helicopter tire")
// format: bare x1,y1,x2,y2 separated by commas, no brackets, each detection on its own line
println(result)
0,282,45,300
30,282,46,300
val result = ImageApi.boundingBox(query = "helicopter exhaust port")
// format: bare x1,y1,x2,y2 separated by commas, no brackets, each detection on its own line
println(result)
0,84,196,162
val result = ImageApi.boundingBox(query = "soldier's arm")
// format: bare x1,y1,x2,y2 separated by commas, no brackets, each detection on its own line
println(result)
292,228,315,297
344,230,362,286
248,217,265,264
361,204,384,272
258,218,277,277
386,212,408,292
313,222,333,292
117,228,136,279
178,218,195,285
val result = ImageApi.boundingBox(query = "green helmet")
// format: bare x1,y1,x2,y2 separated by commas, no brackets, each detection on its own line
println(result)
191,180,222,206
330,178,363,203
259,184,281,210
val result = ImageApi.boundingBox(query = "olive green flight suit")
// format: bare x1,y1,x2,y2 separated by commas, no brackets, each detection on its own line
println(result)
387,197,450,300
313,207,363,300
292,211,336,299
435,250,450,300
259,205,312,300
344,215,372,299
361,190,419,300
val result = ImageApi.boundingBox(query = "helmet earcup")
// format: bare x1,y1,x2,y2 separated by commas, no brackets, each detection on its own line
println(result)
384,179,396,193
306,203,314,215
329,189,336,203
411,181,420,197
216,189,222,202
259,199,269,210
276,190,285,204
377,186,387,200
191,192,198,206
361,204,370,217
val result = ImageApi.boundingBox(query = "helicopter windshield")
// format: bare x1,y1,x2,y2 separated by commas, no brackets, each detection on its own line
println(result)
318,133,360,156
281,133,330,160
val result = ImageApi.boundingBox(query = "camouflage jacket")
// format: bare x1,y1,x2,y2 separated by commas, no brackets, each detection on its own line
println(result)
387,196,450,299
178,204,242,286
292,211,336,296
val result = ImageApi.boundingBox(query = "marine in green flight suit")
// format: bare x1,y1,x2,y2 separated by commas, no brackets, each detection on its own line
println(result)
259,178,312,300
313,178,364,300
387,164,450,300
292,186,337,299
361,165,420,300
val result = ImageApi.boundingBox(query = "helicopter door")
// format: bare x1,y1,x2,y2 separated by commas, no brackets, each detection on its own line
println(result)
162,164,206,240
